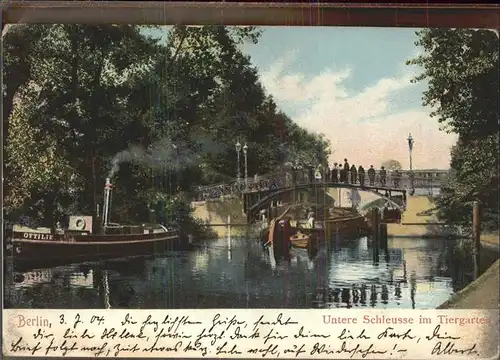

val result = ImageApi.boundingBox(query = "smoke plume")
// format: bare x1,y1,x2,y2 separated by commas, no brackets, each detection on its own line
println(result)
107,136,223,179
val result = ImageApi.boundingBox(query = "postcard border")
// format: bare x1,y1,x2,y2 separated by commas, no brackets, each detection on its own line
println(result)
0,2,499,28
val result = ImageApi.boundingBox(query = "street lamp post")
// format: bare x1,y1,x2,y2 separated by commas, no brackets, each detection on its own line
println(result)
279,143,285,173
407,133,414,190
243,143,248,191
236,141,241,185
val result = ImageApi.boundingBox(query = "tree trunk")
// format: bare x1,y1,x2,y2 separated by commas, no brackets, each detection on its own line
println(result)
3,65,31,199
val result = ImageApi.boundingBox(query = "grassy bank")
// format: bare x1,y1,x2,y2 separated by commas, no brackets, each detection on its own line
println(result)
392,196,499,311
388,196,438,237
480,233,500,246
388,196,499,243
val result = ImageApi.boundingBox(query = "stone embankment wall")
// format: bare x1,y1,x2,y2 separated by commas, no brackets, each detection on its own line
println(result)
192,197,248,237
192,192,498,242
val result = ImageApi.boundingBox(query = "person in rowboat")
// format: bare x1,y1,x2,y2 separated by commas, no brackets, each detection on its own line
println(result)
307,211,315,229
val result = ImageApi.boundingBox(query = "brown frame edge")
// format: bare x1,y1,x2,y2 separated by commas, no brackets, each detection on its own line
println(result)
0,2,499,28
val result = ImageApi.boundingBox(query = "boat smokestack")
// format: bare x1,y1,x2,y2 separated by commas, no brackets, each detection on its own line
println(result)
103,178,112,228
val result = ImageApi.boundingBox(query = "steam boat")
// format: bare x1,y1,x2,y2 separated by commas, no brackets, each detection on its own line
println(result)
7,178,182,269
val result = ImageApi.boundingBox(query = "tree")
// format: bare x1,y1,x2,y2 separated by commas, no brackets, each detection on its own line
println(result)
151,25,330,182
380,159,402,171
3,24,332,226
407,29,499,140
2,25,53,205
2,25,48,147
4,93,77,224
407,29,499,231
4,25,162,222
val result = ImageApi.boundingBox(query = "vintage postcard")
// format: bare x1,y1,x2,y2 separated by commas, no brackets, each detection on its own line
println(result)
2,2,499,359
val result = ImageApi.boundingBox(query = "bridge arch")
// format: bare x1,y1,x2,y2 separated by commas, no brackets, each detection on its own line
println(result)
245,182,407,222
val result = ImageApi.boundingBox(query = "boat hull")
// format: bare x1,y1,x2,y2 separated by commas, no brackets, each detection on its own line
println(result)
9,233,182,270
290,234,310,249
323,215,370,239
264,216,369,242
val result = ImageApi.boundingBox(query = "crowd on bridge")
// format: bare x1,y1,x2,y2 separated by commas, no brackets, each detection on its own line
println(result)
194,159,414,201
290,159,404,188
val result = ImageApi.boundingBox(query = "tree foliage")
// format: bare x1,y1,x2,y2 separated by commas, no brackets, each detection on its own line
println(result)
4,94,77,224
408,29,499,231
3,25,330,227
380,159,402,171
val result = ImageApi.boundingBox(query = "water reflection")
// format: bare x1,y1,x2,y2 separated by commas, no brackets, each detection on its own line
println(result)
4,235,497,309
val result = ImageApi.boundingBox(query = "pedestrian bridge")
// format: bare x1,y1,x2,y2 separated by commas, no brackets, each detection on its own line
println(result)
243,182,409,223
192,169,448,202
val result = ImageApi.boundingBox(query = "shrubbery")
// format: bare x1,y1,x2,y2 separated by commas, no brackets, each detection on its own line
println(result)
161,195,217,241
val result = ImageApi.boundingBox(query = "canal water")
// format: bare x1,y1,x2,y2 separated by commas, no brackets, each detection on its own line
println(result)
4,234,497,309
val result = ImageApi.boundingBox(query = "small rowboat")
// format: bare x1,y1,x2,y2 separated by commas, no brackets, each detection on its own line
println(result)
290,232,310,249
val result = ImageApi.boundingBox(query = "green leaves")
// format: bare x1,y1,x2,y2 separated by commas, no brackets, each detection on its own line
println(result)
409,29,499,231
4,93,79,222
408,29,499,140
4,24,330,226
380,159,402,171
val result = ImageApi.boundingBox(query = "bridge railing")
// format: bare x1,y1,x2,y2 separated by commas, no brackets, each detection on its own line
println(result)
191,173,287,201
192,169,449,201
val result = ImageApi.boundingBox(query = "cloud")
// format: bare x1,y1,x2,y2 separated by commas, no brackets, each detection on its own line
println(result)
261,52,351,103
259,56,457,170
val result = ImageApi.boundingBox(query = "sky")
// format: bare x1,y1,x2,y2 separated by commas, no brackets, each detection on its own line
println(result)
241,27,457,170
152,26,458,170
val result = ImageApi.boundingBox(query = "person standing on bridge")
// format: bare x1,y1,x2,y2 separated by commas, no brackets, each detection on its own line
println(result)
343,159,350,183
291,166,297,185
308,165,315,184
324,164,331,182
367,165,376,186
358,165,365,186
380,166,387,186
314,166,322,182
331,163,338,183
350,164,357,184
393,169,401,188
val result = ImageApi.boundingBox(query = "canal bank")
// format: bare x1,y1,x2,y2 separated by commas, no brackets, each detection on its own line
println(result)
436,258,500,359
434,216,499,310
438,259,499,309
192,197,248,236
387,196,451,237
395,196,499,310
192,195,498,241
